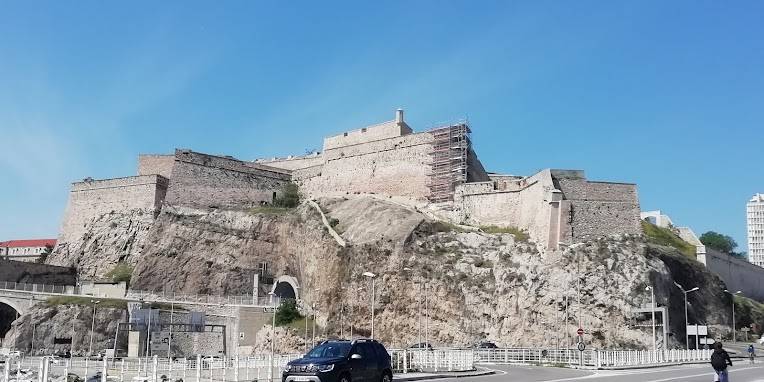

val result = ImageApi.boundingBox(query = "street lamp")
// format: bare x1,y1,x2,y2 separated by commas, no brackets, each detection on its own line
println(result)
724,289,742,342
645,286,656,351
673,282,700,350
86,299,100,378
362,272,377,339
269,291,277,382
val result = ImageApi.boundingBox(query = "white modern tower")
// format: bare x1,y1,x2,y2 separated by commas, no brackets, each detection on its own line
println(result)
747,194,764,267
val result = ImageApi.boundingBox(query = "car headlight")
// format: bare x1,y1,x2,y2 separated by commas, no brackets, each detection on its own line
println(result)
317,364,335,372
282,365,290,373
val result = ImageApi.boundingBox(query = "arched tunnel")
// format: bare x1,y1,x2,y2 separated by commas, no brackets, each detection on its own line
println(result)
0,301,19,342
273,281,297,299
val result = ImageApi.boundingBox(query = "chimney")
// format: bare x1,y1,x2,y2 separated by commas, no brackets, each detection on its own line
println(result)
395,109,404,124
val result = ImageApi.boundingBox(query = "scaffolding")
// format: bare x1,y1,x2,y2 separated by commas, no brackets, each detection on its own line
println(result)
427,123,471,203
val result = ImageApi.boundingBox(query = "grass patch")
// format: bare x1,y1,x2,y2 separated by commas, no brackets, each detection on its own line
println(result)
430,221,467,233
249,206,291,214
279,315,316,332
480,225,530,242
46,296,128,309
641,220,696,258
104,262,133,284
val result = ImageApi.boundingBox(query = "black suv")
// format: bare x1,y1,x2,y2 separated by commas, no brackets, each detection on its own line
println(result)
283,339,392,382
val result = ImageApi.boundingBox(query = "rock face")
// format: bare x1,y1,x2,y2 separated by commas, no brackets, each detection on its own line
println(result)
34,196,733,351
5,302,127,355
47,209,154,279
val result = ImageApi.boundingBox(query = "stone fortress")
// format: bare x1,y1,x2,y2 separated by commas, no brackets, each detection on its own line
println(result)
56,109,642,254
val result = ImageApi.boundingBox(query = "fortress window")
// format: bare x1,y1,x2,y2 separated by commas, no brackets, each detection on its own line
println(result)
343,132,348,137
362,128,367,133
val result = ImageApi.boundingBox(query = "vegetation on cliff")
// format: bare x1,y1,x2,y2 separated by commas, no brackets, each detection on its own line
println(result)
641,220,696,257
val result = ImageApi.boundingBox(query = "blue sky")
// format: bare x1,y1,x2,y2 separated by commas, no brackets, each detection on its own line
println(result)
1,1,761,251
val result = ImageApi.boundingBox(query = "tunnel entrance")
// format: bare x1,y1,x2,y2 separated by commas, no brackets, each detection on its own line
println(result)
0,302,19,341
273,281,296,299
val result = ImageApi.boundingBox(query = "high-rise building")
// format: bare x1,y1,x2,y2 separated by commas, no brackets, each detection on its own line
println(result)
747,194,764,267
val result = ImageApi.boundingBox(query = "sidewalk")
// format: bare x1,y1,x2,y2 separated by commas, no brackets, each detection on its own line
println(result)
394,368,495,381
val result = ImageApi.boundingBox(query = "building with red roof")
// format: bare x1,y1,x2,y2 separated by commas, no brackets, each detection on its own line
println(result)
0,239,56,262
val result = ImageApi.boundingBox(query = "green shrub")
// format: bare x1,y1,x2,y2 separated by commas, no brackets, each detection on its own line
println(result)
275,299,302,326
104,262,134,284
641,221,696,258
480,225,530,242
274,183,300,208
430,221,466,233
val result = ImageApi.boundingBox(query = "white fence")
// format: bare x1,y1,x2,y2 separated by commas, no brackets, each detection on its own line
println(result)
0,349,475,382
475,348,713,369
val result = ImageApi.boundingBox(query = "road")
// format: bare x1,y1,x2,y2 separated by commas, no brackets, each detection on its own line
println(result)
463,363,764,382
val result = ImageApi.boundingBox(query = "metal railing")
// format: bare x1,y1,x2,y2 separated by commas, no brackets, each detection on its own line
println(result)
127,290,279,307
0,282,280,307
474,348,713,368
390,349,474,373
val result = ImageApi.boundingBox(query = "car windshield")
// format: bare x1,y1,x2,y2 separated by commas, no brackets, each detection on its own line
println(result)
305,342,352,358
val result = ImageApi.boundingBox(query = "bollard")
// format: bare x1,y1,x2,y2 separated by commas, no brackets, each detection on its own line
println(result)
235,356,239,382
4,356,10,382
153,355,158,382
196,355,201,382
102,356,108,382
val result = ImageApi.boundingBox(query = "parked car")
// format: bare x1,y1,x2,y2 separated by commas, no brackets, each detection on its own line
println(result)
283,339,392,382
408,342,434,350
54,350,72,359
476,342,498,349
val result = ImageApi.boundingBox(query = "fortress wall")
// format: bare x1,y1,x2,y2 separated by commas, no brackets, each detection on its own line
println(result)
456,171,556,246
255,154,324,171
292,165,323,181
323,120,412,150
555,178,641,242
164,150,292,209
302,132,433,200
137,155,175,179
58,175,168,245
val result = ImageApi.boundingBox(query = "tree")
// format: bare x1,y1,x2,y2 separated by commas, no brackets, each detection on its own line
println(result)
273,183,300,208
275,299,302,326
35,244,54,264
700,231,738,254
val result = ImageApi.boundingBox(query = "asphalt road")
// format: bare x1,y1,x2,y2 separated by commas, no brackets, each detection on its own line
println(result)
465,363,764,382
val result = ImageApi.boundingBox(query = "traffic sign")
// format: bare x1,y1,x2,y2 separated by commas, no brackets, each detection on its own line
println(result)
577,328,584,336
577,342,586,351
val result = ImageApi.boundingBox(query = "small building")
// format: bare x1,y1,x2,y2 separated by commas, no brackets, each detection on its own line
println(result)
0,239,56,262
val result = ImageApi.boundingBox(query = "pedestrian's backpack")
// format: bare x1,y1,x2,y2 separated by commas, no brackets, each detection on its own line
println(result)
711,351,727,370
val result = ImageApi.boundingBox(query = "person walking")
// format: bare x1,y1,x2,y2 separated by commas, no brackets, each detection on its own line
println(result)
747,344,755,364
711,342,733,382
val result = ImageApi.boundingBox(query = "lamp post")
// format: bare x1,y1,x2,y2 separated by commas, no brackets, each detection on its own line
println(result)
645,286,656,351
674,282,699,350
269,291,277,382
363,272,377,339
724,289,742,342
86,299,100,378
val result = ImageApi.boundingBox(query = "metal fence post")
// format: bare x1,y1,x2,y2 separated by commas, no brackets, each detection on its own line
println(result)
102,356,108,382
403,350,408,374
120,359,125,382
235,356,239,382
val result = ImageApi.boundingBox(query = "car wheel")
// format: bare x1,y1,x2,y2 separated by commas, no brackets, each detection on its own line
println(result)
340,374,351,382
380,372,392,382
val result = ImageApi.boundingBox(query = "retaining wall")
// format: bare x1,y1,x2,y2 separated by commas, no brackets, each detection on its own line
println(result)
0,259,76,284
699,248,764,302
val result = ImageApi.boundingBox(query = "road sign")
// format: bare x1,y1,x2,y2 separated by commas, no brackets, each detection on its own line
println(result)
577,328,584,336
577,342,586,351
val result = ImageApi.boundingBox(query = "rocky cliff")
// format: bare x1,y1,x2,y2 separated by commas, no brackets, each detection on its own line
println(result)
30,195,735,351
5,301,127,355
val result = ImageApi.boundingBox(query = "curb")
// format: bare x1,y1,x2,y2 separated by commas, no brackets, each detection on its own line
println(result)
394,368,496,381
